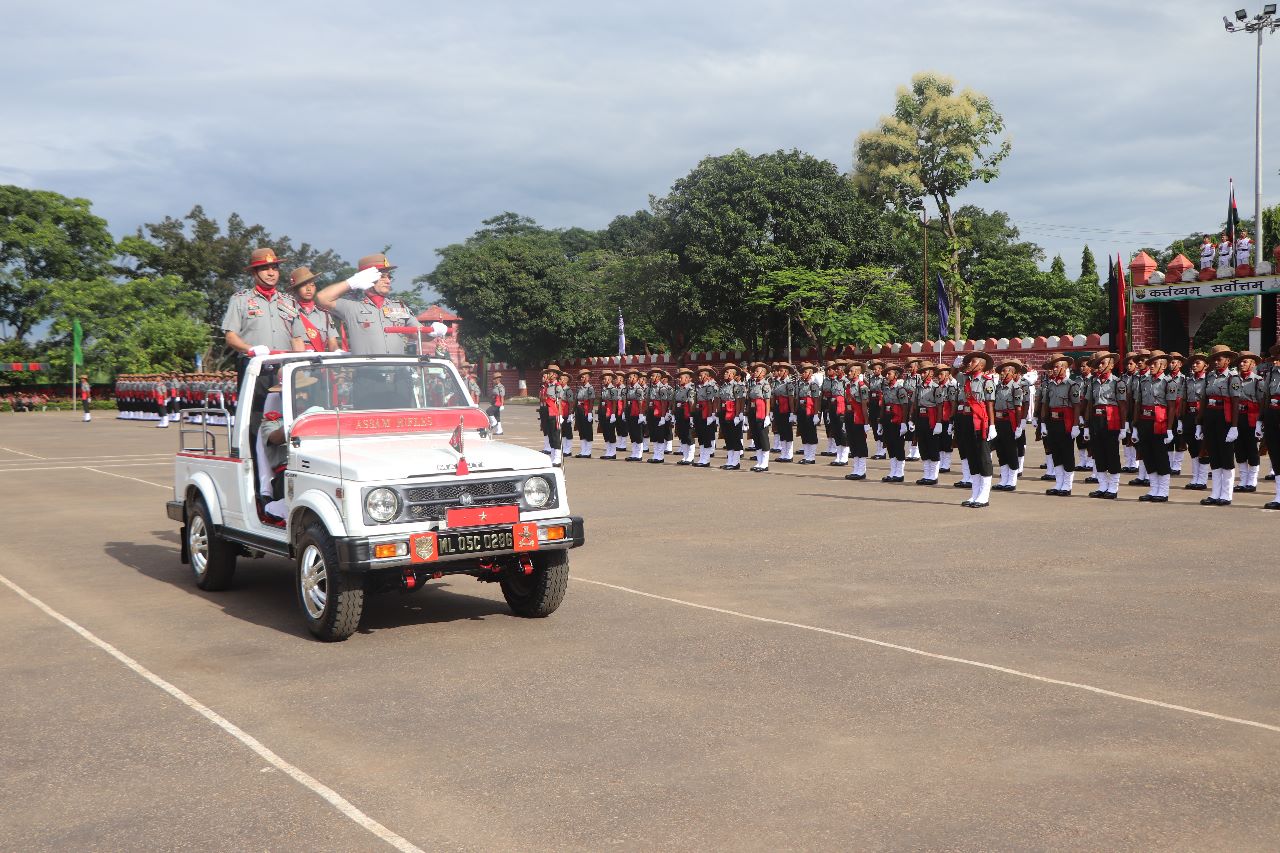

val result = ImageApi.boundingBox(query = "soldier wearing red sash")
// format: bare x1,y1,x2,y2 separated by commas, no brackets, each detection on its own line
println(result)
288,267,338,353
957,352,997,507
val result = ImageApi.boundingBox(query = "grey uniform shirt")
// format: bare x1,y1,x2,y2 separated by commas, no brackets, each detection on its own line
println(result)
290,302,337,350
327,293,420,355
221,288,296,351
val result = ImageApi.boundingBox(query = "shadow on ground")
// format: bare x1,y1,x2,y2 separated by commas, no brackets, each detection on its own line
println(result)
105,531,513,640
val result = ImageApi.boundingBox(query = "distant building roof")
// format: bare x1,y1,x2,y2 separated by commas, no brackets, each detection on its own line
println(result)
418,305,461,323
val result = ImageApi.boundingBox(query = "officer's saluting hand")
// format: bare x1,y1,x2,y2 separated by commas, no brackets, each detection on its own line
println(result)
315,253,421,355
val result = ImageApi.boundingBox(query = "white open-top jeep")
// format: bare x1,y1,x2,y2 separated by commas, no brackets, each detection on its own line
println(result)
166,353,584,641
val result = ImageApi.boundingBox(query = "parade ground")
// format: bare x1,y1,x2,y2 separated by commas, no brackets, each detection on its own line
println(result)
1,407,1278,852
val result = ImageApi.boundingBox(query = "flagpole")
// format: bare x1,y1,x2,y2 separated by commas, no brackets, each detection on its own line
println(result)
921,210,929,345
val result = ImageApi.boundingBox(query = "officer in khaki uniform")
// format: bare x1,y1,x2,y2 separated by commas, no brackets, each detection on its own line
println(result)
316,253,420,355
222,247,297,386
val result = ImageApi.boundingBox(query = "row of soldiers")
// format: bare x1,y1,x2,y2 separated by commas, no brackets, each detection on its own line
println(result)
531,344,1280,509
1198,231,1257,270
113,373,238,427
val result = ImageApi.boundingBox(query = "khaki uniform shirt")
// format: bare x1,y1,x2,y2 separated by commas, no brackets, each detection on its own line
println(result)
221,288,295,351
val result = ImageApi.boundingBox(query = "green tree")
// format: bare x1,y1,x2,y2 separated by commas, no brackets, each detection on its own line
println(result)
42,275,209,373
653,148,892,350
0,186,115,341
1079,245,1098,287
854,72,1011,338
969,257,1083,340
749,266,909,353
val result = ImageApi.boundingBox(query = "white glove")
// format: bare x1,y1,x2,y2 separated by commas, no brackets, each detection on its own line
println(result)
1163,431,1174,444
1082,427,1090,442
428,321,448,338
735,414,746,426
875,426,883,438
1176,420,1183,435
608,414,616,423
1194,425,1203,441
764,416,772,428
1039,423,1048,438
899,423,907,436
499,405,505,411
1015,425,1024,439
986,425,997,442
789,414,797,424
248,345,270,358
708,415,718,426
1256,422,1265,440
1226,426,1239,443
946,424,954,437
864,424,874,435
346,267,381,290
1070,425,1080,440
907,421,916,433
932,423,943,436
586,413,593,423
1119,424,1129,440
1029,417,1039,429
638,414,647,425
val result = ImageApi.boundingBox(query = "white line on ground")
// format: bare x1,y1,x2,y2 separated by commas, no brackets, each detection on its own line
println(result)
572,577,1280,736
0,452,171,463
83,467,172,489
0,446,44,459
0,463,172,474
0,573,425,853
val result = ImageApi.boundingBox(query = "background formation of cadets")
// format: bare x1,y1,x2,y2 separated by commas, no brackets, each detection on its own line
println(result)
535,344,1280,510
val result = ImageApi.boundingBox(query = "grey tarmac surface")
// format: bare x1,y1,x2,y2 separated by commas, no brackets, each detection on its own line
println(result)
1,407,1278,851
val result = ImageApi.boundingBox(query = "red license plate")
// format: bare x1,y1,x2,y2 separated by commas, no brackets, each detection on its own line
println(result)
445,504,518,528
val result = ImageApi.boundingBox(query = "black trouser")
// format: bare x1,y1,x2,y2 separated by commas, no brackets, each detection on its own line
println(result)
748,412,769,451
797,411,819,445
542,409,561,449
696,415,717,449
627,413,645,445
952,415,972,466
675,413,693,447
1202,408,1234,470
575,408,594,442
958,417,993,477
721,414,744,451
486,403,502,425
1136,420,1171,475
600,408,617,444
846,418,869,458
1234,412,1260,466
649,410,670,445
829,407,847,446
1089,416,1121,475
1044,418,1074,469
822,403,834,439
993,418,1019,469
1264,408,1280,465
913,415,939,461
882,418,906,461
560,411,573,442
1180,410,1201,459
774,408,794,442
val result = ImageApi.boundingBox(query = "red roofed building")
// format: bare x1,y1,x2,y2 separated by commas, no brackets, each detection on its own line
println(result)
415,305,467,365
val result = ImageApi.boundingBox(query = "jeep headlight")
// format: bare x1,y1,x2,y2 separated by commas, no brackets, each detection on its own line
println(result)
365,488,400,523
522,476,552,508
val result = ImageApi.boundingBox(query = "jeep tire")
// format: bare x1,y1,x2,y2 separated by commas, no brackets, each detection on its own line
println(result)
296,523,363,641
187,495,237,591
500,550,569,617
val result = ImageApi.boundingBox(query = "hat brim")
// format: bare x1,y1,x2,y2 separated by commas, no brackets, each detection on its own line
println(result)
288,274,319,289
247,258,285,271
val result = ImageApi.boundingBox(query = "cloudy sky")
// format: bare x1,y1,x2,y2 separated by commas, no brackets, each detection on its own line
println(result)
3,0,1274,290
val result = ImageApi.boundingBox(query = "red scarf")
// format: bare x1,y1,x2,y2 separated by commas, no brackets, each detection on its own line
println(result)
296,299,315,312
367,292,386,309
254,284,276,300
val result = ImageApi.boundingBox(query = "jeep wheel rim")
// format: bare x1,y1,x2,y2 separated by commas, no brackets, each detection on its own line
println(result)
299,544,328,620
189,514,208,579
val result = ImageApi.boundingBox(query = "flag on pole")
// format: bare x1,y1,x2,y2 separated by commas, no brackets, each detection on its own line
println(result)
934,273,950,339
617,308,626,356
450,417,469,475
1227,178,1240,247
1109,253,1128,358
72,318,84,367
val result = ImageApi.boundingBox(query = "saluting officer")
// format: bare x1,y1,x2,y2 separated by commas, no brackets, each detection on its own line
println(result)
222,247,296,387
315,254,419,355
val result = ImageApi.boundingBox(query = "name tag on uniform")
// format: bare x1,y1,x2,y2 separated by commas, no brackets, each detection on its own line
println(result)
1050,410,1062,419
1141,406,1154,418
248,309,263,317
1208,398,1222,407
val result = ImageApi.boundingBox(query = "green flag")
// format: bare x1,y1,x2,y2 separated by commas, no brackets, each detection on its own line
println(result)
72,318,84,367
